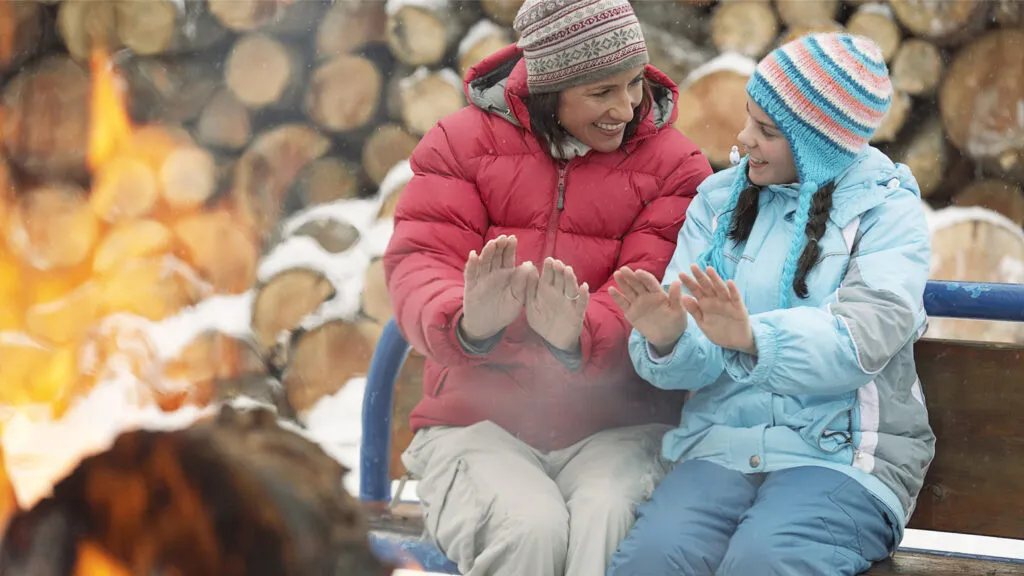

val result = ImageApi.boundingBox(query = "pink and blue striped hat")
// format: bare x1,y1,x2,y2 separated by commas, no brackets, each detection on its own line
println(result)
747,32,893,187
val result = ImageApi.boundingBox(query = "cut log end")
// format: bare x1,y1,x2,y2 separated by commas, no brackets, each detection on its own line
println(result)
891,39,944,96
90,156,160,223
305,55,383,133
282,320,378,412
890,0,988,45
845,5,901,62
674,64,752,168
885,116,948,199
172,211,259,295
316,1,389,58
872,90,912,144
196,89,252,151
393,69,466,136
226,34,304,110
291,157,363,208
481,0,525,26
251,267,337,357
774,0,839,29
940,29,1024,175
362,124,420,186
362,258,392,325
710,2,779,59
953,180,1024,226
387,6,450,67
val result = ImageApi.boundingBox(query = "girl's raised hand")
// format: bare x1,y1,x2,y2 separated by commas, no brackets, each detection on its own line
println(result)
609,267,687,355
678,264,756,355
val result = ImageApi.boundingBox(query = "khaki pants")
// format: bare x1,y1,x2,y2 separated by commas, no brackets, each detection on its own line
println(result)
401,420,671,576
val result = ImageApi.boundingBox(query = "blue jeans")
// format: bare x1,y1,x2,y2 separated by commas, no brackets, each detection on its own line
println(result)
607,460,899,576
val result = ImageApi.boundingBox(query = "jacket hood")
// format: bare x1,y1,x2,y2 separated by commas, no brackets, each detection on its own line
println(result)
463,44,679,152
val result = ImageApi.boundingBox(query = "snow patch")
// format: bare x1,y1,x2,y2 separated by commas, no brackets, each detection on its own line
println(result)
458,19,507,59
385,0,448,16
379,160,413,203
682,51,756,88
855,2,894,18
926,205,1024,246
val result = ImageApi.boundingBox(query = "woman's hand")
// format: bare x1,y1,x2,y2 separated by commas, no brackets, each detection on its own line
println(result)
461,235,531,340
678,264,756,355
609,267,687,355
524,258,590,352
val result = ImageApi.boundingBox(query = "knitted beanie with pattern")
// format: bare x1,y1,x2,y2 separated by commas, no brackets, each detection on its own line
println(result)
513,0,649,94
697,32,893,308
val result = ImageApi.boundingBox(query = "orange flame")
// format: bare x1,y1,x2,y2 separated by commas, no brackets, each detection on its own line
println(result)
87,48,132,172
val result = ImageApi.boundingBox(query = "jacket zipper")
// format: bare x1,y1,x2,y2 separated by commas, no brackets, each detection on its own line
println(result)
542,161,569,256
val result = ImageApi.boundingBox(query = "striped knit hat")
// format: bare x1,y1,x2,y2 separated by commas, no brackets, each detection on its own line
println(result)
698,33,893,308
513,0,649,94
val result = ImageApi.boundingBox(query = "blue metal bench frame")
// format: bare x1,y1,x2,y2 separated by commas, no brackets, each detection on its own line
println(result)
360,280,1024,572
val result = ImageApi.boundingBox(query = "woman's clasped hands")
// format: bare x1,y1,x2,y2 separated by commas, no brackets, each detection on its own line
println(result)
610,264,757,357
461,235,590,353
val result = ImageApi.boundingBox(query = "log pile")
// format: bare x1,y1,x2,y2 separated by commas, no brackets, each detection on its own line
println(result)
0,0,1023,551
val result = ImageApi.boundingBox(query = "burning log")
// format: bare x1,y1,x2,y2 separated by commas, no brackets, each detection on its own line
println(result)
0,406,396,576
92,219,173,273
0,0,45,73
6,184,98,272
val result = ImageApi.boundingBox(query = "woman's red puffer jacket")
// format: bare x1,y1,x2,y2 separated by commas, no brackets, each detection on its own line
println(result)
383,45,712,451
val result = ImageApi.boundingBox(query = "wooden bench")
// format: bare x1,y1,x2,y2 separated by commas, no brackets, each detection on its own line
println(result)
360,280,1024,574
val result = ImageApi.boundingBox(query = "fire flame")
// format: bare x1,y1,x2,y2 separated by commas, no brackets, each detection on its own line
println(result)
87,48,132,171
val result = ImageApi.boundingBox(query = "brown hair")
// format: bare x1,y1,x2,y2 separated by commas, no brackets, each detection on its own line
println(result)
727,181,836,299
524,79,653,155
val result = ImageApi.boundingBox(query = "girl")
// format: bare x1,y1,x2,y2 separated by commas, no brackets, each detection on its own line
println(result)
605,33,935,576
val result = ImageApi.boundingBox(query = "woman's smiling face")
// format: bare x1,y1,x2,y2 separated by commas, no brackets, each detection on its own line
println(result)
736,97,798,186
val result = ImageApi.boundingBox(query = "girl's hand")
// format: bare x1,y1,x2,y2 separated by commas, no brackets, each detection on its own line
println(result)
524,258,590,352
678,264,756,355
609,266,687,356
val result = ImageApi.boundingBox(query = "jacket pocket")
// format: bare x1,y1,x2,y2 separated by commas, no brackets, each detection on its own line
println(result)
786,395,856,455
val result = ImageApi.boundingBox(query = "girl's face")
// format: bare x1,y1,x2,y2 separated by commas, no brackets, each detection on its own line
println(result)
557,67,645,153
736,97,798,186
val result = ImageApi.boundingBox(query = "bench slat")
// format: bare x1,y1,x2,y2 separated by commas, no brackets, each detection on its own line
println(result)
866,551,1024,575
909,339,1024,541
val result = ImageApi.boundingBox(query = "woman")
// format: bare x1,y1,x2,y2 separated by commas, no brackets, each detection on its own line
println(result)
381,1,712,575
606,33,934,575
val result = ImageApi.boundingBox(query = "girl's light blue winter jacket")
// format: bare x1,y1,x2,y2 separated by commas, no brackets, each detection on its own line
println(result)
632,146,935,535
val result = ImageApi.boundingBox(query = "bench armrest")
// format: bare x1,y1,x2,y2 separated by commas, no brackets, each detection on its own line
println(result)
924,280,1024,322
359,318,412,503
